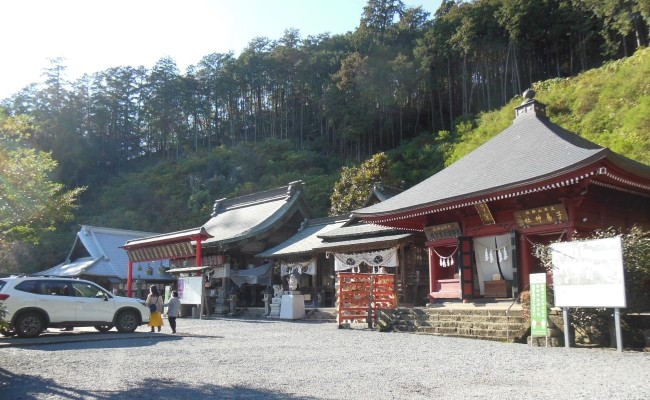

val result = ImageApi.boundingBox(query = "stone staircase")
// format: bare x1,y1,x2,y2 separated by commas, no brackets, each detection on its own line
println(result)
220,305,529,343
376,305,529,343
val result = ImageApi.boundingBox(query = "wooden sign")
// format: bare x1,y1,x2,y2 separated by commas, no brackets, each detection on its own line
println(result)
514,203,568,228
424,222,462,241
475,202,495,225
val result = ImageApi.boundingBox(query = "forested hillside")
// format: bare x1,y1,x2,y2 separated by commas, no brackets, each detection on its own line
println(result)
1,0,649,273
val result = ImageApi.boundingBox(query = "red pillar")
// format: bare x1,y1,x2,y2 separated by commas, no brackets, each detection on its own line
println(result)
195,239,203,267
127,259,133,298
428,247,437,299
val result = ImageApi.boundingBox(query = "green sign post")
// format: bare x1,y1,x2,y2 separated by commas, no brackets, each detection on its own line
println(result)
530,273,548,339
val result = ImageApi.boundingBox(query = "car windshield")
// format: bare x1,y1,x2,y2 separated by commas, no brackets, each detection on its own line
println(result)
0,279,7,291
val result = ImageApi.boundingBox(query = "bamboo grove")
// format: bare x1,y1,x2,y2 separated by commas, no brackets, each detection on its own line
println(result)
2,0,649,190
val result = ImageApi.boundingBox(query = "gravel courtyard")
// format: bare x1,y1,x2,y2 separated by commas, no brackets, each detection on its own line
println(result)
1,317,648,399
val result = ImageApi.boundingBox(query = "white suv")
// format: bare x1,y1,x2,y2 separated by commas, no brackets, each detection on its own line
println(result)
0,276,150,338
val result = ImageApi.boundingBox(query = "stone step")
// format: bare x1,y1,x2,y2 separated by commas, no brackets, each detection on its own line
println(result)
379,306,529,342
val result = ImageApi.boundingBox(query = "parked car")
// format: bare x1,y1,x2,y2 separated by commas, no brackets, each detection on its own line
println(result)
0,275,150,338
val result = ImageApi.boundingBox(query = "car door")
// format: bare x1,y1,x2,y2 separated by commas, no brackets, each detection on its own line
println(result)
71,281,116,323
39,280,76,323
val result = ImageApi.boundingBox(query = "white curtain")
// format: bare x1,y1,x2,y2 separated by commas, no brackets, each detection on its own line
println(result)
230,263,273,287
333,247,399,272
473,234,514,295
281,258,317,276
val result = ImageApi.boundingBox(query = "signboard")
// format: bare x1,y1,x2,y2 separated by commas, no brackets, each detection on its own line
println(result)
424,222,462,241
529,273,548,337
514,203,568,228
550,237,626,308
474,203,495,225
177,276,202,304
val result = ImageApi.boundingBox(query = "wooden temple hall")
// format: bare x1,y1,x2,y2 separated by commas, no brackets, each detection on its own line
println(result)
352,90,650,303
121,182,312,310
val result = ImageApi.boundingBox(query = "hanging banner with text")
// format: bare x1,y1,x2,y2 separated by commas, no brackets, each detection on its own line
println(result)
530,273,548,337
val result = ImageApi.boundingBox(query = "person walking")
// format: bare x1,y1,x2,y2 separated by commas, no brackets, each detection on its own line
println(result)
164,291,181,333
145,286,164,332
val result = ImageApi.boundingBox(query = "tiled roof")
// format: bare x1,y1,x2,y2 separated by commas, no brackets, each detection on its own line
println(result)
317,223,398,239
256,215,414,257
352,99,650,218
38,225,174,281
316,233,413,252
123,227,211,248
202,181,310,247
256,216,348,257
362,183,403,206
38,257,98,277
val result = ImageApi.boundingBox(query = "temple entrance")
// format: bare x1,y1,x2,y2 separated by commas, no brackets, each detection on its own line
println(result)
472,234,514,298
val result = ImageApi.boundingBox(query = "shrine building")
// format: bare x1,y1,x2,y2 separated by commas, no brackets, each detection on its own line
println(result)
351,90,650,303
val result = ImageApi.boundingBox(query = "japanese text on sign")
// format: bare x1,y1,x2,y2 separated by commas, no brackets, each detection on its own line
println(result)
514,204,568,228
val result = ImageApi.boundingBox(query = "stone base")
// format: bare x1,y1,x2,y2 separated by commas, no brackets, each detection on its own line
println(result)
268,303,281,318
527,336,562,347
212,305,229,315
280,294,305,320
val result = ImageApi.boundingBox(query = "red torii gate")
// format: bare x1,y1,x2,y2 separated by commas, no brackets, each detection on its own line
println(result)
121,227,213,297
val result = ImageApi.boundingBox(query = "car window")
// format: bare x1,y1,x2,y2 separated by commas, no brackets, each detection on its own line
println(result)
72,282,107,298
14,280,43,294
42,281,73,296
0,279,8,291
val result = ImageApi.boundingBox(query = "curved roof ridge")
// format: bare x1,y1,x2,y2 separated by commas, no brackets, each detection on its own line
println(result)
212,181,303,216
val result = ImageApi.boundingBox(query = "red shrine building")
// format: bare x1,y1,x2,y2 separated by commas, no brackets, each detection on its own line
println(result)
352,90,650,303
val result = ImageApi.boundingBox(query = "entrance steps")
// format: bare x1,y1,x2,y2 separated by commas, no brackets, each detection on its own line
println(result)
377,303,528,343
215,303,529,343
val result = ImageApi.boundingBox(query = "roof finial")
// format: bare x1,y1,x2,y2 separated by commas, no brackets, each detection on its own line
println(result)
521,88,536,104
514,88,546,120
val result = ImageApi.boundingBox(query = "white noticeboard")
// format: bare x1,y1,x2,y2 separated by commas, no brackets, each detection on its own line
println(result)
550,236,626,308
177,276,202,305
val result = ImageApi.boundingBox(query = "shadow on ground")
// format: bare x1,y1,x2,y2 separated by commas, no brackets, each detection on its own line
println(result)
0,368,313,400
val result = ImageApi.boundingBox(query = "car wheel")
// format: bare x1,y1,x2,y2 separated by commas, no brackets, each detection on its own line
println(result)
15,312,45,338
115,310,139,333
94,325,114,333
0,327,16,337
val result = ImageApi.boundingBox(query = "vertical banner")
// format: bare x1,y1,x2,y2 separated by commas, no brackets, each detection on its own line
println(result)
530,273,548,337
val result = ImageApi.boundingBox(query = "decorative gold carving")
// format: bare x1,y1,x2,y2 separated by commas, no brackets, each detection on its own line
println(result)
514,203,568,228
475,203,495,225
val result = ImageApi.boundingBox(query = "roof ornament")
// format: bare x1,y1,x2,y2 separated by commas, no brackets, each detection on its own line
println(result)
211,198,226,217
521,88,535,104
287,180,303,197
515,88,546,120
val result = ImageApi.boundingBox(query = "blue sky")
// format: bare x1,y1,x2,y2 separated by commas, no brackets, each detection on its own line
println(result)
1,0,441,100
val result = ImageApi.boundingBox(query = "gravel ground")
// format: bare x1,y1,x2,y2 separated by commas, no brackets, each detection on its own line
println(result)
0,317,648,400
